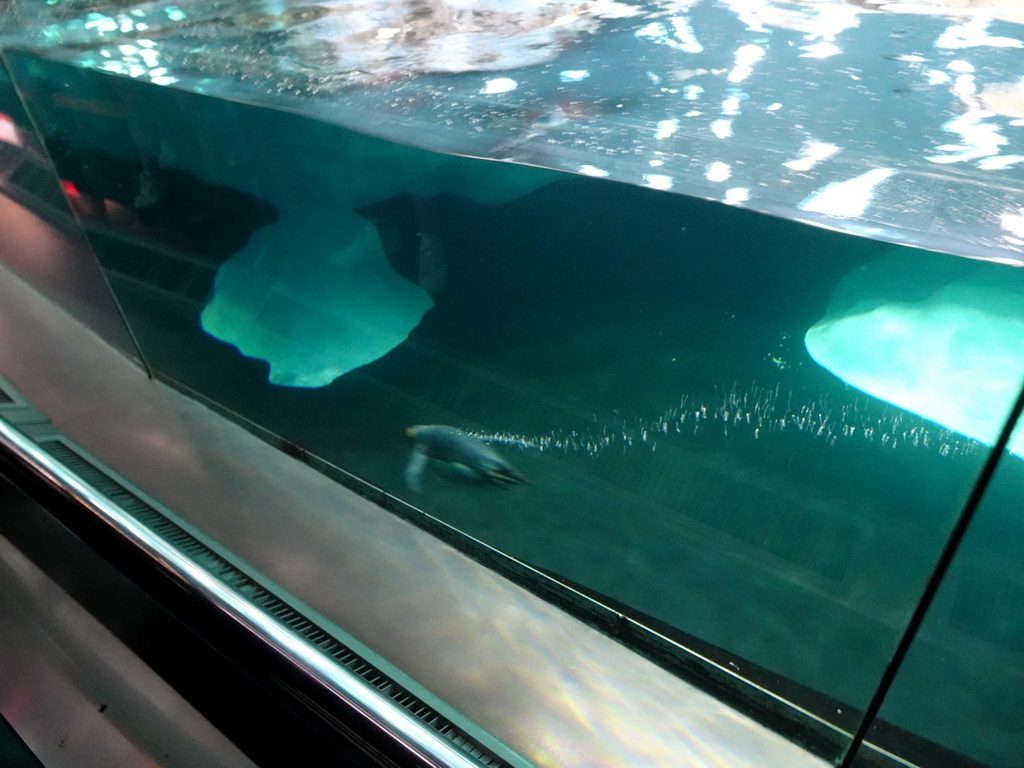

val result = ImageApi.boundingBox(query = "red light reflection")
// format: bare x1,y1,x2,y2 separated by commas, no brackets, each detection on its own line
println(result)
0,112,21,147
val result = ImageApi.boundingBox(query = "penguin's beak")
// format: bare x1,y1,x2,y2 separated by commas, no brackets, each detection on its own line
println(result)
404,426,417,439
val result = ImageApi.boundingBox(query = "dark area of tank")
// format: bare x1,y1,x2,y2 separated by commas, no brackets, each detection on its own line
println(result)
6,50,1023,767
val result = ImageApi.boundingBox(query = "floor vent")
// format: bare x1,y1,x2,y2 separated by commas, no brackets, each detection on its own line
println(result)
38,437,513,768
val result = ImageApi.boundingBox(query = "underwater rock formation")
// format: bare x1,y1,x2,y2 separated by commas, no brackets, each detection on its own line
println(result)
201,210,434,387
804,249,1024,456
191,106,561,388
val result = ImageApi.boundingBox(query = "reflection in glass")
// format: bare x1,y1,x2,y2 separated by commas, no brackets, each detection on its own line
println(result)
6,49,1023,763
0,51,142,361
852,417,1024,767
3,3,1023,763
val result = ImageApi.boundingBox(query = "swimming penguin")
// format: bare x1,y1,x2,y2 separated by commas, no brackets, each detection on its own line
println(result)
404,425,527,493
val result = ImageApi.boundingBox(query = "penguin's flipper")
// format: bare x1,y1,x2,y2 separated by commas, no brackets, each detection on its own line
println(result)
404,448,429,493
483,465,527,487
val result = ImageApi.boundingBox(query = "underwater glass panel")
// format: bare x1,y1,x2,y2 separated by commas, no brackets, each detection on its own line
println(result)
6,44,1024,761
849,416,1024,768
0,51,142,361
5,2,1024,761
2,0,1023,265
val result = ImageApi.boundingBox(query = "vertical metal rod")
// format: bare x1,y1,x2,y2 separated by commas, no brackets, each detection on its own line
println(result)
837,380,1024,768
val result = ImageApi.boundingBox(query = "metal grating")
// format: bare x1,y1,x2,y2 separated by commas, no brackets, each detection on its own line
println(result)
38,438,513,768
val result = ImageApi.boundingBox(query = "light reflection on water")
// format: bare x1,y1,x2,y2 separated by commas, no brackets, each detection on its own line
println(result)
5,0,1023,264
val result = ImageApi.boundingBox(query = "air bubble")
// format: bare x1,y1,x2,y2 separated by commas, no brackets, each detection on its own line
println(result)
475,383,980,462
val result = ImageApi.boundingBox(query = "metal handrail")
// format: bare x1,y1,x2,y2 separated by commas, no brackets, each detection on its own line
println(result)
0,416,490,768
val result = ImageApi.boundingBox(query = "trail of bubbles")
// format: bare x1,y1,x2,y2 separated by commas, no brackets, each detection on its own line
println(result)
474,382,983,461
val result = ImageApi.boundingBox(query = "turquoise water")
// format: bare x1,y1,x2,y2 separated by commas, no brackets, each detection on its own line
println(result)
5,0,1024,266
6,49,1024,766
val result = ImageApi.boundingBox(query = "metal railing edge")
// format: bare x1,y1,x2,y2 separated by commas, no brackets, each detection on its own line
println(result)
0,416,497,768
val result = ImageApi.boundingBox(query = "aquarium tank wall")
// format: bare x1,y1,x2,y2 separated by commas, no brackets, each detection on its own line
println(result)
1,0,1023,766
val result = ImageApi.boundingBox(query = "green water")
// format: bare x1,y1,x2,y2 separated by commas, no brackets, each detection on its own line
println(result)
9,52,1023,766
